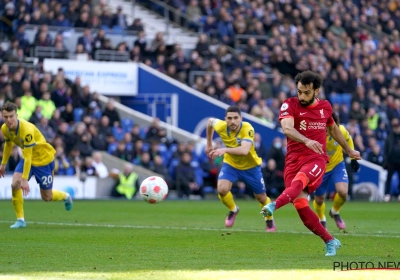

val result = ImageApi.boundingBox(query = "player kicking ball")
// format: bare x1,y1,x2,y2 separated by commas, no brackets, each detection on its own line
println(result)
313,113,359,230
260,71,361,256
0,102,73,228
206,106,276,232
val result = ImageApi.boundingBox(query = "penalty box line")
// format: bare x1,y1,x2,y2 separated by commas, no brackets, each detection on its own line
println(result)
0,220,399,239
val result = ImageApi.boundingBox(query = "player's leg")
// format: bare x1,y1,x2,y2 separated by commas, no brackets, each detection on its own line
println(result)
264,160,305,214
217,163,239,227
10,159,27,228
293,190,341,256
10,171,26,228
329,162,348,229
242,166,276,232
35,162,73,210
312,173,331,228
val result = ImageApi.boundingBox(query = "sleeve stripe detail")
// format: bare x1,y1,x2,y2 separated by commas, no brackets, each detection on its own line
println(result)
242,139,253,143
327,123,335,127
279,116,294,119
24,143,36,147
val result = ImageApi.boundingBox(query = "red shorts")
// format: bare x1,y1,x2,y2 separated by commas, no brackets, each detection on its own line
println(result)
284,154,327,194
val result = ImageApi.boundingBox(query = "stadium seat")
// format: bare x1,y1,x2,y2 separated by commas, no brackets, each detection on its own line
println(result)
112,26,124,34
168,158,180,180
158,143,171,164
73,108,84,122
126,142,133,151
139,127,148,138
142,142,150,152
191,160,205,186
329,95,341,106
107,143,118,154
341,94,352,109
112,127,124,141
121,118,134,133
169,143,178,154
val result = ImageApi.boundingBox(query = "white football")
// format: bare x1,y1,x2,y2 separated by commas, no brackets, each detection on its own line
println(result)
139,176,168,204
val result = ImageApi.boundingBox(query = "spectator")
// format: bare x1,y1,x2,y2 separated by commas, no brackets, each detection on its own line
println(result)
110,163,139,199
129,18,144,32
130,124,143,143
51,80,68,108
383,118,400,202
76,132,94,158
37,117,56,143
20,90,37,115
102,99,120,127
74,11,90,28
60,103,74,124
267,137,285,173
112,141,135,162
64,2,79,25
151,155,173,189
175,152,203,199
37,92,56,119
81,156,96,176
134,31,147,54
77,28,93,54
93,29,107,55
48,109,62,133
262,159,284,198
111,6,127,29
367,144,384,167
99,8,113,28
136,152,153,169
54,146,74,175
28,105,42,125
146,118,161,141
92,151,109,179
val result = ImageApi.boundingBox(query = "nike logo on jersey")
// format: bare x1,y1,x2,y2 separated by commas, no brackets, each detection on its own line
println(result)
300,112,307,115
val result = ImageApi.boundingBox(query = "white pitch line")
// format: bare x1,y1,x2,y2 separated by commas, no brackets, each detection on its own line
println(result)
1,220,399,238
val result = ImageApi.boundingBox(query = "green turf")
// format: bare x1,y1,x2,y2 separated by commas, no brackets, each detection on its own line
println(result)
0,199,399,279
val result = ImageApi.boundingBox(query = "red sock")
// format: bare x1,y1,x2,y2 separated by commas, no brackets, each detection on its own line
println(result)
294,198,333,243
275,180,303,210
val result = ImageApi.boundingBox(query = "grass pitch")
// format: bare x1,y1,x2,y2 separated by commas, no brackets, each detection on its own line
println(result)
0,199,399,279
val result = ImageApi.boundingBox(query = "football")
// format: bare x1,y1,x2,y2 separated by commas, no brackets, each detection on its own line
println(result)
139,176,169,204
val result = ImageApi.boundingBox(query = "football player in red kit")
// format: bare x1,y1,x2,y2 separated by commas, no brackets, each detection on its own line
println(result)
261,70,361,256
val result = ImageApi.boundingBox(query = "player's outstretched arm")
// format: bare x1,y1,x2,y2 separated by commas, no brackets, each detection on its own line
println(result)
328,124,361,160
0,141,14,177
209,141,252,159
280,118,323,154
206,118,215,156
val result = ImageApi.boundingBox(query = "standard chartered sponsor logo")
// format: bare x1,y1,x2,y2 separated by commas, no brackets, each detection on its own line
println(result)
299,120,326,130
308,122,326,129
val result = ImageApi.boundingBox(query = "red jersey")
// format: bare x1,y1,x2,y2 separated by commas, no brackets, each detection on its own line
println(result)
279,97,334,162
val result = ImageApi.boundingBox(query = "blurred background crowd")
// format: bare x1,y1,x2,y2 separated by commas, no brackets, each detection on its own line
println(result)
0,0,399,199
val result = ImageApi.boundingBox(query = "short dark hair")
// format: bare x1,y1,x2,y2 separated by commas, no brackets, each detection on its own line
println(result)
294,70,323,90
225,105,241,116
1,101,18,112
332,112,340,125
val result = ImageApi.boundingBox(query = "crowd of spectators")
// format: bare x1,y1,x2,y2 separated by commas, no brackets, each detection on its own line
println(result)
1,0,400,198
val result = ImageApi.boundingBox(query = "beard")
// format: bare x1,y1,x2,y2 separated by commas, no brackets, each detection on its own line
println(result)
299,94,316,107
